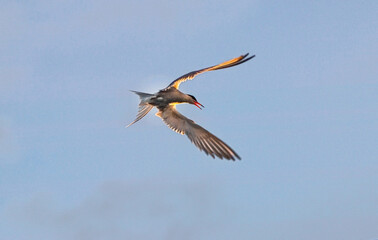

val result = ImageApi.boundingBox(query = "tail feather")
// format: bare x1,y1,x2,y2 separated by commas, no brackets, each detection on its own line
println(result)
130,90,153,100
126,91,154,127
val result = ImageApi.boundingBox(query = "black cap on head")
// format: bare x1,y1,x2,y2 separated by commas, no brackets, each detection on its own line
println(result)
187,94,197,102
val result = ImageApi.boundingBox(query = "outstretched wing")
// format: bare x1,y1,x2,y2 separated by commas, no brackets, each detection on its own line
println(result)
166,53,255,90
156,106,241,160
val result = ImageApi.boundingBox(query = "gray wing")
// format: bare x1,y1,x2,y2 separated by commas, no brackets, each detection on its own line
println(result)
165,53,255,90
126,104,153,127
156,106,241,160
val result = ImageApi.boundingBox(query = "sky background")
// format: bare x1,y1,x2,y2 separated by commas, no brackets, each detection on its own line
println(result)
1,1,377,239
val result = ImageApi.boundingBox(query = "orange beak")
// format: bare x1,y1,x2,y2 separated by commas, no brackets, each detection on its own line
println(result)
194,101,204,110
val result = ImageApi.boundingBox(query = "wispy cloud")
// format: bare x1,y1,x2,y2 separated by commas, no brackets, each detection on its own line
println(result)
5,179,231,240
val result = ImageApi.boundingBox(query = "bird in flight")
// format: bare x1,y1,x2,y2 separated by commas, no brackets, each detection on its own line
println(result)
127,53,255,160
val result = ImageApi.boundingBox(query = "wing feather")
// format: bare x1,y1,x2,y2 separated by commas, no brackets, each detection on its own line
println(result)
165,53,255,90
126,104,153,127
157,106,241,160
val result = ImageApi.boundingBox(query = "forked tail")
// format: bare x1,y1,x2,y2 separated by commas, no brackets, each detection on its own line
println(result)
126,91,154,127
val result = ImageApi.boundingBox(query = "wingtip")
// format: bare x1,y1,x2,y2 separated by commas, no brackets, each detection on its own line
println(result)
246,54,256,60
233,152,242,160
229,155,241,161
243,53,255,58
240,54,255,64
125,122,134,128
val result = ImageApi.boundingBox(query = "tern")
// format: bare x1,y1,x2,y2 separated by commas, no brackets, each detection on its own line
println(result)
127,53,255,160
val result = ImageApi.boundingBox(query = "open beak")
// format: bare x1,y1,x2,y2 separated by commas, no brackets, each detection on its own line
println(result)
194,101,204,110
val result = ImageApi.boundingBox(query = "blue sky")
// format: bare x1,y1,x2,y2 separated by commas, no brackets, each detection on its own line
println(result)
1,1,377,239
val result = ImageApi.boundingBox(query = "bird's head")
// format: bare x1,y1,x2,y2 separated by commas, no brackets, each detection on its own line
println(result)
187,94,204,110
